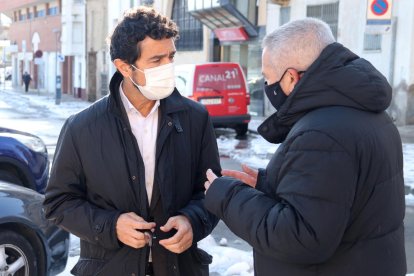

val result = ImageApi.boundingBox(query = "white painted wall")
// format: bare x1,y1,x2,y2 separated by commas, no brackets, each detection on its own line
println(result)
62,0,86,93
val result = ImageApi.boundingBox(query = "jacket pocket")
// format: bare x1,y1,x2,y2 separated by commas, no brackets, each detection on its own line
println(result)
70,258,106,276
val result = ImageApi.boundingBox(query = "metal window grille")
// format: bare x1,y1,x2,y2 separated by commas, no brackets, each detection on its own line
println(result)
279,6,290,26
306,2,339,39
172,0,203,51
364,33,382,51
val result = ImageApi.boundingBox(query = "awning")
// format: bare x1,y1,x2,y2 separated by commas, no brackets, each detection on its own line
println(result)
188,0,258,42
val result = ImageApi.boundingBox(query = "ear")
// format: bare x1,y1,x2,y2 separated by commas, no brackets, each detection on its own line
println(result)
285,69,301,95
114,59,133,78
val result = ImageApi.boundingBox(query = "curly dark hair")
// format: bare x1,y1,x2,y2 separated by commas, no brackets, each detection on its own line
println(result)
108,6,179,64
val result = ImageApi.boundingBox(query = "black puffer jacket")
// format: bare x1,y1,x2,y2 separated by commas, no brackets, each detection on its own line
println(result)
44,72,221,276
205,43,406,276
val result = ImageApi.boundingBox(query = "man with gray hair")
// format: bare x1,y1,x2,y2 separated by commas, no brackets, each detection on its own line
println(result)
204,18,406,275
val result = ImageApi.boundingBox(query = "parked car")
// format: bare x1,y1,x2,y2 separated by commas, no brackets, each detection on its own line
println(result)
0,127,49,194
175,62,251,136
0,181,69,276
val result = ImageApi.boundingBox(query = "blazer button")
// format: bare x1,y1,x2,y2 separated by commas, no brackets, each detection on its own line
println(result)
132,175,136,180
94,225,101,231
168,121,173,127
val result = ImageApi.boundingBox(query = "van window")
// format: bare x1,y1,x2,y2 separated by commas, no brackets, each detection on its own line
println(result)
195,65,244,92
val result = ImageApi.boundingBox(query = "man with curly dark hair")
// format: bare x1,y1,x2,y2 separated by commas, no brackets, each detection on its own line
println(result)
44,6,221,276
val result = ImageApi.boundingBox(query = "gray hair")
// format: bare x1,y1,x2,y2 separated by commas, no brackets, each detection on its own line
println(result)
262,18,335,75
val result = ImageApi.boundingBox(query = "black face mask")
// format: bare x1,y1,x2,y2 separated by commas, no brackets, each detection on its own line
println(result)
264,70,289,111
264,69,305,111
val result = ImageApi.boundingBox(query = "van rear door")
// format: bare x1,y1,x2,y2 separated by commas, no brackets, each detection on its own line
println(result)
193,63,248,117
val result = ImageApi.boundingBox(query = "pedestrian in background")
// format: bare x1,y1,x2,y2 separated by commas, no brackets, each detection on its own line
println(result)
22,71,31,93
205,18,406,276
44,6,220,276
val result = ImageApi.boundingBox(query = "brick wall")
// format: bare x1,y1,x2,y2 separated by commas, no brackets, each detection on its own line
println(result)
8,15,61,52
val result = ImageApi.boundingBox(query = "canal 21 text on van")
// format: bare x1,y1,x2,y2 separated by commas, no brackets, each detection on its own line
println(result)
198,68,239,83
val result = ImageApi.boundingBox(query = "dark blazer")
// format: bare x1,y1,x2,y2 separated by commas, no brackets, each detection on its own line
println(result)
205,43,406,276
44,71,221,276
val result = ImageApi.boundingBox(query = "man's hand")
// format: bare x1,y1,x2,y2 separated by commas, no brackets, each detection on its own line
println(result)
116,212,156,249
159,215,193,254
221,164,258,188
204,169,218,193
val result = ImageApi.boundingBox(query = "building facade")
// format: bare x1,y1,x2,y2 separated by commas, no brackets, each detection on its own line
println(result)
0,0,63,96
127,0,413,125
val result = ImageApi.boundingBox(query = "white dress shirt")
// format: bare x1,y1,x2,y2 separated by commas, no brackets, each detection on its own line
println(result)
119,83,159,205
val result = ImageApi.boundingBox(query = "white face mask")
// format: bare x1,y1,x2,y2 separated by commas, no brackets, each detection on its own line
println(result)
129,63,175,100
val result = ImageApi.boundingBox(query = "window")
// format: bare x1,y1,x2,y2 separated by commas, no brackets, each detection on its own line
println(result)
307,2,339,39
48,7,59,16
141,0,154,5
364,33,382,51
279,6,290,26
229,0,257,25
36,10,46,17
73,23,83,43
172,0,203,51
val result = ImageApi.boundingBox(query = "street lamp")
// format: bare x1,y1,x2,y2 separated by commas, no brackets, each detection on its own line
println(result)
52,28,61,105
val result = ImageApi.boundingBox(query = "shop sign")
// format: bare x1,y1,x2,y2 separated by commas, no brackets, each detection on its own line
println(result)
214,27,249,42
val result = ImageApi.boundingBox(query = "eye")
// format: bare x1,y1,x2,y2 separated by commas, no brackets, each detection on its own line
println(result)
169,54,175,61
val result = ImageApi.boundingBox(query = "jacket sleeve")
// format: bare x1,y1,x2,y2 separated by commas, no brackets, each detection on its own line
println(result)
43,117,122,250
205,131,357,264
178,114,221,243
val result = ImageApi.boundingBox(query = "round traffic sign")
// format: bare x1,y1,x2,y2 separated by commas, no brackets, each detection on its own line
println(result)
371,0,389,16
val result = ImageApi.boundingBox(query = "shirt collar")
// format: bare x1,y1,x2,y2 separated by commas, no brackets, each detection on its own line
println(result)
119,82,160,116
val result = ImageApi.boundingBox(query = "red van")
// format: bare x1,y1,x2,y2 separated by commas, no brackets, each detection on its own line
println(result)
175,62,251,136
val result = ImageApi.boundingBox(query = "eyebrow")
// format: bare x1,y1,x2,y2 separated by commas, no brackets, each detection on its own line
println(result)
148,51,176,61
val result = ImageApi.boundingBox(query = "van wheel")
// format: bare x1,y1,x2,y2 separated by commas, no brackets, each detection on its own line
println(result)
235,124,248,136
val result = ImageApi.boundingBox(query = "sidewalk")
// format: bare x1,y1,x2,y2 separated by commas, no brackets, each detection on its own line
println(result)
0,82,85,104
249,116,414,144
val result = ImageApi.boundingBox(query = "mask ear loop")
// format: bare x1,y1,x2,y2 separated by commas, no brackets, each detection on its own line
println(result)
129,64,143,88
